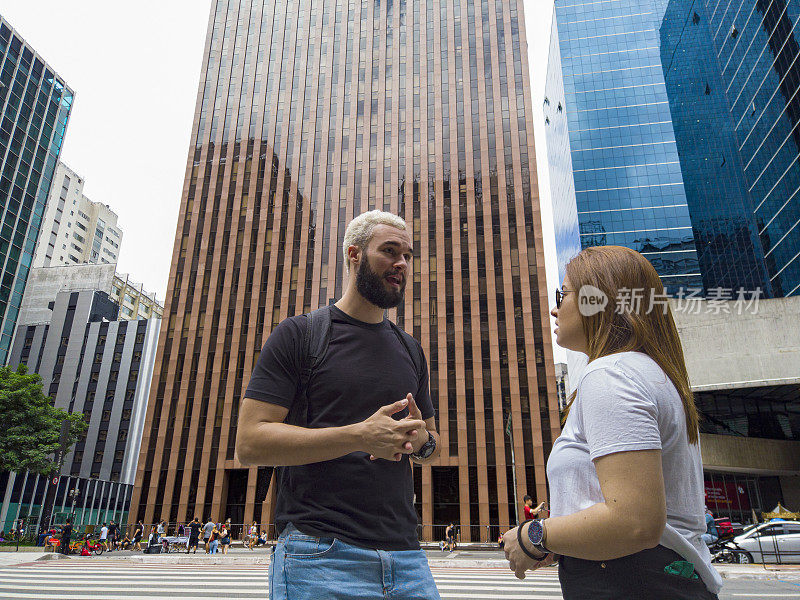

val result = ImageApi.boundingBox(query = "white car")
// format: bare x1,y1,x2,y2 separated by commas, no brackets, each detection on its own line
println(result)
732,521,800,564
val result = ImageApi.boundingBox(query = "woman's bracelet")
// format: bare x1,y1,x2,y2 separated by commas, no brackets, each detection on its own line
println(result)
517,522,547,561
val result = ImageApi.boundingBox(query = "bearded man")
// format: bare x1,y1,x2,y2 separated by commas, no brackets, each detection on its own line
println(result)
237,210,442,600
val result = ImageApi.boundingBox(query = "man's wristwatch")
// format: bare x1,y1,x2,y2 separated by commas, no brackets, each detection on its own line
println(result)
410,431,436,460
526,519,550,555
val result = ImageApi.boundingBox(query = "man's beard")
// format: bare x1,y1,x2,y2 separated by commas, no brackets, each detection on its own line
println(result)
355,255,405,309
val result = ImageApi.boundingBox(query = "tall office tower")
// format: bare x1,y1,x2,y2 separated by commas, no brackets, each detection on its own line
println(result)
551,0,800,297
1,290,160,533
130,0,558,540
31,162,123,269
660,0,800,297
0,17,73,364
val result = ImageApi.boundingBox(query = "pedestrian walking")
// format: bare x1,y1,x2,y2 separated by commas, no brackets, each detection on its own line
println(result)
99,522,109,552
219,522,231,554
208,524,220,554
202,518,214,553
132,520,144,552
444,523,456,552
237,210,442,600
187,517,201,554
60,520,72,555
502,246,723,599
108,520,118,552
247,522,258,550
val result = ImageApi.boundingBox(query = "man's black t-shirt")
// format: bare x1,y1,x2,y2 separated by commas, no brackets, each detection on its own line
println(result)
245,305,434,551
188,521,201,539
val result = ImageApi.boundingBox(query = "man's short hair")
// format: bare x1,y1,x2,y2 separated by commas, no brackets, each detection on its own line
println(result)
523,495,531,502
342,210,407,272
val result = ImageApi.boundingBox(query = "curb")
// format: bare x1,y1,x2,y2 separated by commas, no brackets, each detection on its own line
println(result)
717,568,800,582
26,553,800,582
35,553,71,561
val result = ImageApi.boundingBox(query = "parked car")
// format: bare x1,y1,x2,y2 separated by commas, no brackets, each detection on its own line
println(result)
732,521,800,563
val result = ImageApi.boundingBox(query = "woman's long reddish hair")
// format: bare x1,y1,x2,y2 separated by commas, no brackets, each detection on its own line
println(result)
561,246,699,444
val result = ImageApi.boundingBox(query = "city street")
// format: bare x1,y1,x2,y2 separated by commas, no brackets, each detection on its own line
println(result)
0,551,798,599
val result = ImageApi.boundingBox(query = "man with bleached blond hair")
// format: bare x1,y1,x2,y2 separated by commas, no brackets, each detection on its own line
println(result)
237,210,442,600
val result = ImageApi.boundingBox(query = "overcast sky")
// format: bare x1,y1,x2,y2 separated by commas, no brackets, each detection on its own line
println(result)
0,0,561,357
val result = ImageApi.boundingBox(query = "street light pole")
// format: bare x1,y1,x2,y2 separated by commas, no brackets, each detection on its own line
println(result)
68,487,79,523
505,412,520,526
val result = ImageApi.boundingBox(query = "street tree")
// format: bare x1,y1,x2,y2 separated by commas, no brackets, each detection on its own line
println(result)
0,364,87,476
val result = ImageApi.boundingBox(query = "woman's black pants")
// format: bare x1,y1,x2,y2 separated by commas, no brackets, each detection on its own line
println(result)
558,545,719,600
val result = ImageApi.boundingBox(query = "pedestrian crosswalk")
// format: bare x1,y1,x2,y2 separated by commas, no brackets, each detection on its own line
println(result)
0,561,565,599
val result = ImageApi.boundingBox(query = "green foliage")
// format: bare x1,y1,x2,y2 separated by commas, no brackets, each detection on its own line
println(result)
0,364,87,476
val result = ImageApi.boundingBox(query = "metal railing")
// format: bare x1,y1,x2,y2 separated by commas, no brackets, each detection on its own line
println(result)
120,522,510,545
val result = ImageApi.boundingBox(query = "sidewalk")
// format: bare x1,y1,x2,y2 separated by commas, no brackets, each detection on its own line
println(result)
0,550,68,567
26,546,800,581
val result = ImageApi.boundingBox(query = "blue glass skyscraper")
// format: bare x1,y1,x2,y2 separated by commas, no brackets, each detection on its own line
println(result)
660,0,774,296
550,0,800,297
551,0,703,295
0,16,73,363
661,0,800,297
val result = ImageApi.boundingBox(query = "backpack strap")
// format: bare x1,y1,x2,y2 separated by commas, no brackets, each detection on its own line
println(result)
389,321,426,394
285,308,422,426
285,305,333,427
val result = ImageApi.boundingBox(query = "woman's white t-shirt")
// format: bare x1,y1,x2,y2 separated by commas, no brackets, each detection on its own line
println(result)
546,351,722,594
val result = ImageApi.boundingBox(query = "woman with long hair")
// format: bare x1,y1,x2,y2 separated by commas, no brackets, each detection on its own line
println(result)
503,246,722,599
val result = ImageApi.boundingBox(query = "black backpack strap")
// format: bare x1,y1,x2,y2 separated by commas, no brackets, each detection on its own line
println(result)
389,321,425,392
285,305,333,427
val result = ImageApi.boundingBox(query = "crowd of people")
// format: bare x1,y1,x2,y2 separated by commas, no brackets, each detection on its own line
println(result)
35,517,274,555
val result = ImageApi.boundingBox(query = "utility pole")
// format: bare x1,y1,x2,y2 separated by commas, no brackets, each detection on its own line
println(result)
505,412,520,525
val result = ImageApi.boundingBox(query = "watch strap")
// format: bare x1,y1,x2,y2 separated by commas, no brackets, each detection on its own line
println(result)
410,431,436,459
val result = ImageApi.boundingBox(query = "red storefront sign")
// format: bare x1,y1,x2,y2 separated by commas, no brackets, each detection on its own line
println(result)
704,481,750,511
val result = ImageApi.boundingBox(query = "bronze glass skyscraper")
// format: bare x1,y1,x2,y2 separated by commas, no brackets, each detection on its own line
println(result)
130,0,558,541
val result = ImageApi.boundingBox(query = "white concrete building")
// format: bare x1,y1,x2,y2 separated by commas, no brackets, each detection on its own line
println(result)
110,274,163,321
18,265,163,327
32,163,123,269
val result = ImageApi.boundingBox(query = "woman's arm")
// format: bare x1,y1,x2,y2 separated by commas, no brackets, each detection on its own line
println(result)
542,449,666,560
505,449,667,574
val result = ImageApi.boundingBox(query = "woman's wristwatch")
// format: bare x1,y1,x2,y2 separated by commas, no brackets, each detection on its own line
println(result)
527,519,550,555
518,519,549,560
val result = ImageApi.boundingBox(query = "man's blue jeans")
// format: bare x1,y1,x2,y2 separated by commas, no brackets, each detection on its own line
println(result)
269,523,441,600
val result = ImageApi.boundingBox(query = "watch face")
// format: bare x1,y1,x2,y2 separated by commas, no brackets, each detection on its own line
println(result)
418,435,436,458
527,520,544,545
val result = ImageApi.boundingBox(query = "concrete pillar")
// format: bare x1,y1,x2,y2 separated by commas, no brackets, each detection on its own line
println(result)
31,474,44,533
80,480,90,526
0,472,17,531
11,471,29,527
